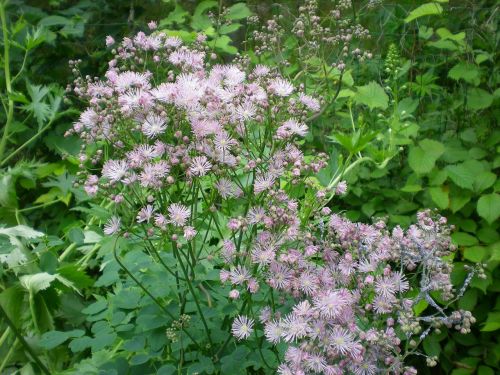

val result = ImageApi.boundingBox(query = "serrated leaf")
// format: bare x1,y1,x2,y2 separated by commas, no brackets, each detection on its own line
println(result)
429,186,449,209
408,139,445,174
0,225,44,239
446,163,476,190
405,3,443,23
466,88,493,111
448,62,480,85
474,171,496,193
355,81,388,110
477,193,500,224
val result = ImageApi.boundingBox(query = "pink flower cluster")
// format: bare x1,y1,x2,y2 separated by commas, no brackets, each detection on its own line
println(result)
70,27,477,374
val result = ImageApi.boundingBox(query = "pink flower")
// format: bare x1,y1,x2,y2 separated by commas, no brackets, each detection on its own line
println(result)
167,203,190,227
104,216,121,235
231,315,254,340
269,78,294,97
105,35,115,47
189,156,212,176
183,226,197,240
229,289,240,299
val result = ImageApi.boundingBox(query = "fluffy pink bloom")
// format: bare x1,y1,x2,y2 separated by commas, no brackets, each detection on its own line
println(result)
189,156,212,176
142,114,167,138
167,203,190,227
104,216,121,235
231,315,254,340
269,78,294,97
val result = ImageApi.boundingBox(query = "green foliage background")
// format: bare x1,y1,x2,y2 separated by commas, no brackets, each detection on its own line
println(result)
0,0,498,374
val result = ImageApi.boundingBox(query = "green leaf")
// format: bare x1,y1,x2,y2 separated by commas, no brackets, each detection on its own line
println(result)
354,82,388,110
0,225,44,239
429,186,449,209
221,346,250,374
481,312,500,332
466,88,493,111
160,4,189,27
408,139,445,174
423,337,441,356
191,1,218,31
446,163,476,190
478,366,495,375
39,329,85,349
448,62,481,85
451,232,478,246
474,171,496,193
463,246,487,262
225,3,252,20
405,3,443,23
477,193,500,224
458,289,478,310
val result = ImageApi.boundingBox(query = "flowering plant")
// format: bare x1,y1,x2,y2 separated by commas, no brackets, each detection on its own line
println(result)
66,24,481,374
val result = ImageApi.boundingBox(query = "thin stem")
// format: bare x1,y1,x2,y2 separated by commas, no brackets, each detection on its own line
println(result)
0,302,50,375
111,236,202,350
172,241,214,353
0,1,14,161
0,337,18,373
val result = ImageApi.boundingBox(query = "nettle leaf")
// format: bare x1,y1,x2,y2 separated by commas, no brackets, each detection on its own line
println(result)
408,139,445,174
448,62,481,86
466,88,493,111
405,2,443,23
354,81,388,110
477,193,500,224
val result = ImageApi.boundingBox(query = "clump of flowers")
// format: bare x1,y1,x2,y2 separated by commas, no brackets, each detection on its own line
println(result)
68,26,478,374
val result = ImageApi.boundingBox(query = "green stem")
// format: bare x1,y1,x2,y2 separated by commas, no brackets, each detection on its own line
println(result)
0,1,14,162
0,337,18,373
0,113,64,167
112,237,202,351
0,303,50,375
0,326,10,348
172,241,214,353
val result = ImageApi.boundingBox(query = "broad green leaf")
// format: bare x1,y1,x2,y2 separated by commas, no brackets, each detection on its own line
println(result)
478,366,495,375
448,62,480,85
225,3,252,20
405,3,443,23
429,186,449,209
477,193,500,224
451,232,478,247
458,289,478,310
408,139,445,174
466,88,493,111
463,246,487,262
191,0,218,31
354,82,388,110
474,171,496,193
446,163,476,190
481,312,500,332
